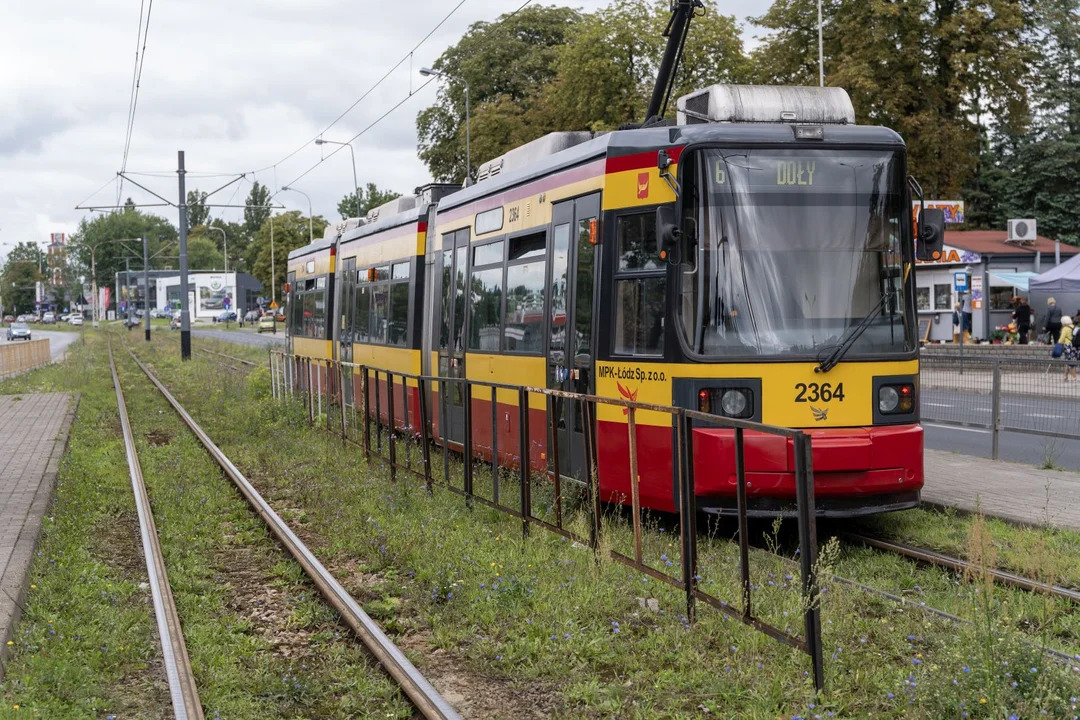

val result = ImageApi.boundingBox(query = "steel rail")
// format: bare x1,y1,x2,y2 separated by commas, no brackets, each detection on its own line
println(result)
841,532,1080,605
123,343,461,720
108,339,203,720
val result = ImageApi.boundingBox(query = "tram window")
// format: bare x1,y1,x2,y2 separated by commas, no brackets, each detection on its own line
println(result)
440,250,452,350
374,266,390,282
549,223,571,360
313,291,326,337
371,285,389,344
504,260,546,354
617,214,661,271
302,293,315,337
392,262,410,280
469,267,503,351
473,240,504,267
509,232,545,261
615,277,666,355
355,285,371,342
389,282,410,346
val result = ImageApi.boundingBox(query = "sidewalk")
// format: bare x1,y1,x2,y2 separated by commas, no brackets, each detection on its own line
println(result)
0,393,77,680
922,449,1080,531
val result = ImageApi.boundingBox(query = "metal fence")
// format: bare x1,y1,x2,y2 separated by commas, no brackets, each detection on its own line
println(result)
0,338,51,378
269,350,826,690
921,354,1080,456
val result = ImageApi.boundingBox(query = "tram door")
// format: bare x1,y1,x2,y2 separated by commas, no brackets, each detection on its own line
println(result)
339,258,356,406
548,193,601,481
437,228,470,446
285,271,296,357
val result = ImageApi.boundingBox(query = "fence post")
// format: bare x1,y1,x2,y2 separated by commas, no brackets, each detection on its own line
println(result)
583,400,601,552
463,381,474,508
794,432,825,692
387,372,397,481
679,411,698,623
339,363,348,440
417,376,434,493
547,394,563,530
374,370,383,453
491,386,500,505
518,387,531,538
736,427,751,620
991,359,1002,460
627,407,643,564
361,368,371,459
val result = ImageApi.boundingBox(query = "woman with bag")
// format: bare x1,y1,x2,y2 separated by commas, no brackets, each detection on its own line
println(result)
1059,316,1077,382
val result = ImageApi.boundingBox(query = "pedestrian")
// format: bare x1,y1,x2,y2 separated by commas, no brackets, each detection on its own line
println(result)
1060,316,1078,382
961,295,974,343
1045,297,1063,345
952,301,962,344
1012,296,1033,345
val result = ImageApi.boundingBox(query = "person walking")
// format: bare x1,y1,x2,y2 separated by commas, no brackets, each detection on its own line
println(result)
1060,316,1077,382
1045,298,1063,345
952,301,962,344
1012,297,1033,345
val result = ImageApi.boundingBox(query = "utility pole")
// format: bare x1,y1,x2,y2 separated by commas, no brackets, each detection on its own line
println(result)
178,151,191,360
143,236,151,342
817,0,824,87
125,257,132,328
270,214,275,304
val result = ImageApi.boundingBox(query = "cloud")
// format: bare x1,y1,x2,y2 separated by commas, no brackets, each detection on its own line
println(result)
0,0,768,257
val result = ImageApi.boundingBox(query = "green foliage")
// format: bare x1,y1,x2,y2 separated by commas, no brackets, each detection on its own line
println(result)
186,189,210,230
336,182,401,220
249,211,329,295
243,181,272,239
191,220,248,272
0,242,44,315
67,207,178,288
185,234,224,271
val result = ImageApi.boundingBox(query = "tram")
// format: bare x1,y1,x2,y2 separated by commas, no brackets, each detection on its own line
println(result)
285,5,945,517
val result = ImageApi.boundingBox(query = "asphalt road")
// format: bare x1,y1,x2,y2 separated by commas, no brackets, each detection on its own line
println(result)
921,387,1080,436
0,327,83,362
191,327,285,348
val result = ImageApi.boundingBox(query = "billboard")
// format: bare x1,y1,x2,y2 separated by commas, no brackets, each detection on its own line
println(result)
49,233,66,245
912,200,965,226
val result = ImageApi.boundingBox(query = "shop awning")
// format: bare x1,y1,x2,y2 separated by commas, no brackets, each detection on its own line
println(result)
988,271,1038,291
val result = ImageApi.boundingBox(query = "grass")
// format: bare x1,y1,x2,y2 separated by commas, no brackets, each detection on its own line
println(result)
0,334,410,719
111,333,1080,719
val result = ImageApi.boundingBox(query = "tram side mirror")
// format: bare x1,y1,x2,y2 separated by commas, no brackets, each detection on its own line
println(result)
916,208,946,261
656,205,679,260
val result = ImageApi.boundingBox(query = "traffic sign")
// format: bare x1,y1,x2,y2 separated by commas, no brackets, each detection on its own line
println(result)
269,300,278,309
953,272,968,292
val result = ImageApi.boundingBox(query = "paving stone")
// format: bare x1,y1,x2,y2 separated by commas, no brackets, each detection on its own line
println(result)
922,448,1080,531
0,393,77,681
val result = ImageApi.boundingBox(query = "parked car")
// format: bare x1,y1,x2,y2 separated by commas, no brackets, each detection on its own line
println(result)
214,310,238,324
42,312,56,324
3,316,13,324
257,314,277,333
170,313,182,330
6,322,31,341
244,310,260,324
70,315,84,326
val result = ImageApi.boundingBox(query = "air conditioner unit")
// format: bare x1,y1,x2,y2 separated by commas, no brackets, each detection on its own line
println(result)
1007,218,1037,244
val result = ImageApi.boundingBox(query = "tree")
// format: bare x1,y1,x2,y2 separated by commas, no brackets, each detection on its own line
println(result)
186,235,223,271
191,220,248,272
67,209,178,289
416,5,583,182
244,181,272,239
186,189,210,231
337,183,401,220
751,0,1035,198
249,211,329,295
0,242,45,316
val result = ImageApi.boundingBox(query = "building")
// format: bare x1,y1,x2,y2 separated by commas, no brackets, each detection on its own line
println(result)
47,233,66,288
114,270,263,320
915,231,1079,342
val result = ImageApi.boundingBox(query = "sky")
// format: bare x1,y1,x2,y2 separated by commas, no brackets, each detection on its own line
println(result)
0,0,771,264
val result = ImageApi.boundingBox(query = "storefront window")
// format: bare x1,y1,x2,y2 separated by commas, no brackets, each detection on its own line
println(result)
933,283,952,311
990,286,1015,311
916,287,931,311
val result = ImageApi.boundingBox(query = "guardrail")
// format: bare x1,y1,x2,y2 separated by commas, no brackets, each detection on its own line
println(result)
0,338,51,378
269,350,826,690
920,354,1080,455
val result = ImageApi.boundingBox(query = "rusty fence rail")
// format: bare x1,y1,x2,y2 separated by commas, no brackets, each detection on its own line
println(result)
920,355,1080,457
0,338,51,378
268,350,825,690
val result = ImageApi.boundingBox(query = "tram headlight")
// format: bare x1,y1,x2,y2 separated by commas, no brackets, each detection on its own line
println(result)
721,389,750,417
878,384,914,414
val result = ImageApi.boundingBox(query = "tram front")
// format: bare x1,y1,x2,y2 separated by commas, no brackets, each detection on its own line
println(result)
658,89,943,516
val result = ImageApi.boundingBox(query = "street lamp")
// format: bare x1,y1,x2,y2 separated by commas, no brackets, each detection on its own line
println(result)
315,138,360,218
281,186,314,243
207,225,228,276
419,66,471,186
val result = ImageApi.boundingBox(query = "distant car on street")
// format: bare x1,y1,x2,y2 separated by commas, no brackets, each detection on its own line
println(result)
6,322,31,341
214,310,238,324
244,310,260,324
257,314,277,334
3,316,13,324
70,316,84,326
42,312,56,324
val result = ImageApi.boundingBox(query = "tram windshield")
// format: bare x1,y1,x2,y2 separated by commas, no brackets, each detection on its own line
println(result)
678,147,914,359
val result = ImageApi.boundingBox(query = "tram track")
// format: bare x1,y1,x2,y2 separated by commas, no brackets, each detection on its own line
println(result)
107,338,203,720
120,338,461,720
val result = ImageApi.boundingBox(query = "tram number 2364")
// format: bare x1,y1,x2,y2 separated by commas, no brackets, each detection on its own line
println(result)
794,382,845,403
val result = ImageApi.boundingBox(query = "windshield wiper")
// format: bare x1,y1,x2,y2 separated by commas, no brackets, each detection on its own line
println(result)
815,290,893,374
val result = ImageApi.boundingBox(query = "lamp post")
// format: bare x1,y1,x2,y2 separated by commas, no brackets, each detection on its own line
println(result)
282,186,314,243
315,138,360,218
419,67,471,186
207,225,228,276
